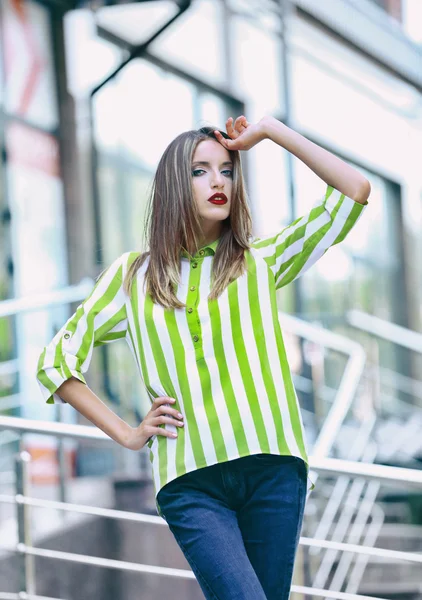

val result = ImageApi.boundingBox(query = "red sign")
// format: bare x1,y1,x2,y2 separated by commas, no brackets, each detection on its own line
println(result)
7,121,60,177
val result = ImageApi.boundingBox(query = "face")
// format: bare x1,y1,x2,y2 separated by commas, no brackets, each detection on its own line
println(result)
191,139,233,242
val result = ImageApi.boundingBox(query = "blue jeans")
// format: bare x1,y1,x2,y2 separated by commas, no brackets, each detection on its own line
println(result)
156,454,307,600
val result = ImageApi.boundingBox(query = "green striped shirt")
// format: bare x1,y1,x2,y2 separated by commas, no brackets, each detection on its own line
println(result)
36,185,367,517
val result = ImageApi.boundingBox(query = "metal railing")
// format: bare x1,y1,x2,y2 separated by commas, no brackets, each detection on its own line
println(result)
278,313,367,460
1,294,421,598
1,416,422,600
347,310,422,354
0,279,95,508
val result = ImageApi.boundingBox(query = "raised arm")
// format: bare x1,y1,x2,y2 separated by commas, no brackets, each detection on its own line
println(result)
214,114,371,206
261,115,371,205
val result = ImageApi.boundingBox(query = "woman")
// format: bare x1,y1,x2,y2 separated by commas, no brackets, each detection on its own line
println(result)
36,115,370,599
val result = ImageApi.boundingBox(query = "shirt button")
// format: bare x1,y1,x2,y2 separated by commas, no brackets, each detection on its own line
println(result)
190,286,196,291
199,250,204,256
64,334,70,339
187,307,193,313
193,335,199,342
192,262,198,268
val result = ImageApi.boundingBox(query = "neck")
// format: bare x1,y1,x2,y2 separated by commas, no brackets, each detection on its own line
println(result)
199,221,223,248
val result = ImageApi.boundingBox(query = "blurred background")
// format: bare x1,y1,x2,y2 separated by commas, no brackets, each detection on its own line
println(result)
0,0,422,598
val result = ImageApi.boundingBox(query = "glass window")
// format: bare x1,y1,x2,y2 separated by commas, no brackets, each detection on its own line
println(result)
402,0,422,43
199,92,227,130
6,122,69,421
231,16,283,113
3,0,58,129
97,159,158,416
94,59,196,169
151,0,226,86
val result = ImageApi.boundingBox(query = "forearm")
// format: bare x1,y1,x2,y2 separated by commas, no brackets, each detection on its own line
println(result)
56,377,133,448
261,116,370,205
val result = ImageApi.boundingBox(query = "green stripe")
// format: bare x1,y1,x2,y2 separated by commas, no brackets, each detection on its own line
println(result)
36,348,58,402
274,193,356,288
144,293,177,489
130,277,159,420
94,305,127,345
228,279,270,452
126,253,156,398
332,199,366,245
270,288,307,461
194,262,227,461
209,297,249,456
76,265,124,364
247,253,290,454
164,309,207,474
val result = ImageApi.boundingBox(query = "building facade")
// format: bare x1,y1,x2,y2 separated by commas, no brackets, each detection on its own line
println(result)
1,0,421,441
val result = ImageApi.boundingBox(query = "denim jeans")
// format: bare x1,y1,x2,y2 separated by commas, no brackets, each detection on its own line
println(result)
156,453,307,600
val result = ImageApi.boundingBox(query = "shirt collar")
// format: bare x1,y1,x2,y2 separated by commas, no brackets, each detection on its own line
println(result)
181,237,220,259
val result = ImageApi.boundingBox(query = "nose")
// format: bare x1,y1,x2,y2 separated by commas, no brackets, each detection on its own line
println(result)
211,170,225,188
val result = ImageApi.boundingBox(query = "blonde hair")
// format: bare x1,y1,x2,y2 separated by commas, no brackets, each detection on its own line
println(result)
123,126,253,309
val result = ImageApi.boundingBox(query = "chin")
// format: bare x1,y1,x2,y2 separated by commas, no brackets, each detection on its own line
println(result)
202,206,230,218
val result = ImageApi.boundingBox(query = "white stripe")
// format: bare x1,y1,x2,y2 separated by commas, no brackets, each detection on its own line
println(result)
174,259,217,464
252,251,302,456
217,285,260,453
151,300,183,476
62,255,123,371
197,257,213,358
273,211,330,275
236,272,279,452
285,198,356,284
136,260,168,475
173,259,198,468
198,258,237,451
126,258,149,384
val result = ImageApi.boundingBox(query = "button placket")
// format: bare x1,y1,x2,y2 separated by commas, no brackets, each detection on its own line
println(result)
186,257,203,348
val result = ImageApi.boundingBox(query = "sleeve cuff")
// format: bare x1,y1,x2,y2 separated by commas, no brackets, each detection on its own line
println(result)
324,187,368,220
38,369,87,405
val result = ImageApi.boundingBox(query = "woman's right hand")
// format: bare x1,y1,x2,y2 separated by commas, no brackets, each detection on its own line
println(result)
124,396,184,451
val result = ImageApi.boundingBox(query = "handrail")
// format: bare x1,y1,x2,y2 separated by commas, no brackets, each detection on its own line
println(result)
1,415,422,486
0,541,399,600
0,280,94,318
278,313,367,459
345,503,384,595
0,594,65,600
0,492,419,565
1,417,421,600
311,414,376,548
347,309,422,353
313,441,379,591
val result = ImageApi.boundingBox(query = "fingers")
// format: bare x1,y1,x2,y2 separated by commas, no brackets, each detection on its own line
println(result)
155,403,184,421
226,116,247,137
214,115,249,150
151,397,183,419
214,130,231,149
147,396,184,438
233,115,248,131
152,415,184,428
152,396,176,409
226,116,235,137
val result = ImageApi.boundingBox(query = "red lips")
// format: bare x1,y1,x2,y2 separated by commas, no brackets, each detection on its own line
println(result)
208,193,228,204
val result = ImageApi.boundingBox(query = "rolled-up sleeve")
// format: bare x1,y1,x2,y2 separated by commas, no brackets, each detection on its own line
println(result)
252,185,368,290
36,252,129,404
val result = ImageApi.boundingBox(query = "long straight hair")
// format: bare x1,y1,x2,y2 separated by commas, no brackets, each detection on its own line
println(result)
122,126,253,309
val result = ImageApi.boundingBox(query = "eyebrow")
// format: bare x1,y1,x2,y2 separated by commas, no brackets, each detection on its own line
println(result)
192,161,233,167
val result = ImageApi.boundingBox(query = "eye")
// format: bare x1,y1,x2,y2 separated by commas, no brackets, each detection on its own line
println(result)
222,170,233,178
192,169,205,176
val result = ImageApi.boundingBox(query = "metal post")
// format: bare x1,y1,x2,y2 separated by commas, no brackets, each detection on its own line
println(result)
15,448,35,595
57,437,67,509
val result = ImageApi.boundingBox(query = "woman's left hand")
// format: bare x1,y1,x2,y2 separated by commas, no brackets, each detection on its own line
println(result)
214,116,268,151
